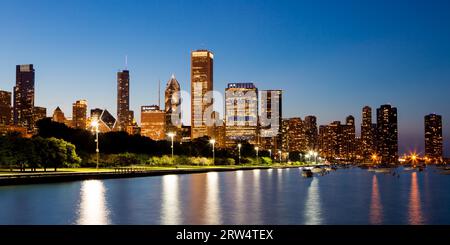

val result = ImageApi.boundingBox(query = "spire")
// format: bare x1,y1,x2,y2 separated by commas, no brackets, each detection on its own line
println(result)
125,55,128,70
171,73,175,80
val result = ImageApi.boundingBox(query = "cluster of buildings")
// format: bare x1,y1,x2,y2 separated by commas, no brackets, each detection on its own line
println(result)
0,65,47,136
0,50,445,164
281,105,443,164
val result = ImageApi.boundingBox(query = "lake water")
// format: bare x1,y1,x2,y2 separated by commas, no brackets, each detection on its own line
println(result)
1,167,449,225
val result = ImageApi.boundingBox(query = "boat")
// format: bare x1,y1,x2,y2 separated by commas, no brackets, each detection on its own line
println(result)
311,167,324,174
373,168,393,174
302,169,313,178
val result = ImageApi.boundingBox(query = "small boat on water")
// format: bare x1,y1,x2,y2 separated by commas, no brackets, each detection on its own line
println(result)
311,167,324,174
373,168,393,174
302,169,313,178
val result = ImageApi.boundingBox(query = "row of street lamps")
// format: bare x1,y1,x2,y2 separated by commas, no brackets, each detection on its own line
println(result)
90,122,320,169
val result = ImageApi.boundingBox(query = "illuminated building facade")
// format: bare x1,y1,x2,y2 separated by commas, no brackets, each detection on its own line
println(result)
165,74,181,136
376,104,398,164
33,106,47,124
73,100,88,129
13,64,35,130
90,108,116,133
281,117,306,153
0,90,12,126
361,106,376,160
342,115,356,160
259,90,282,152
141,105,166,141
117,70,132,131
304,115,318,150
225,83,258,146
52,107,66,124
191,50,214,139
319,116,357,161
425,114,443,162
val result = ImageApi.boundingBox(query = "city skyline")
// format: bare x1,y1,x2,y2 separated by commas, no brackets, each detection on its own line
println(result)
1,0,449,155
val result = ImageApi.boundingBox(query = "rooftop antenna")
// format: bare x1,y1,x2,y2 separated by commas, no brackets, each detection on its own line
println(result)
125,55,128,70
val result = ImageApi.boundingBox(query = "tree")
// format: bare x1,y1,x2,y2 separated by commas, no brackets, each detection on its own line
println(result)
46,137,81,171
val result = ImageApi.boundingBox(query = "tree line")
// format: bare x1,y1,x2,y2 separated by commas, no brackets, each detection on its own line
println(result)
1,118,279,170
0,133,81,171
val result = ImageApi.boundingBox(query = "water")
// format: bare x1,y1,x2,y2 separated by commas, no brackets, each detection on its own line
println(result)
1,167,450,225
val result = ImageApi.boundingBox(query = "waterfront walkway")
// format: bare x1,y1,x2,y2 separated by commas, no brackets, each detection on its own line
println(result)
0,165,309,186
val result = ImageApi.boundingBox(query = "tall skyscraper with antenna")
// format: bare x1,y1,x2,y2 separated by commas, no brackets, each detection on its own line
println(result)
117,69,132,131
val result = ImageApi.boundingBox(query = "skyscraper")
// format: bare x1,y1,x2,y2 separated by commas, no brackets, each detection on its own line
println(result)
281,117,306,153
191,50,214,139
376,104,398,164
225,83,258,146
33,106,47,124
304,115,318,150
318,121,342,159
0,90,12,126
425,114,443,163
260,90,283,151
318,117,357,161
72,100,87,129
165,74,181,134
342,115,356,160
52,106,67,124
13,64,35,130
117,69,132,131
141,105,166,141
361,106,376,160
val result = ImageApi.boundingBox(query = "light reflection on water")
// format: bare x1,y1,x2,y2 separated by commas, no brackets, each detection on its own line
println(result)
234,170,245,224
160,175,181,225
76,180,109,225
251,169,262,224
369,175,383,225
1,167,449,225
204,172,222,224
409,172,424,225
304,178,322,225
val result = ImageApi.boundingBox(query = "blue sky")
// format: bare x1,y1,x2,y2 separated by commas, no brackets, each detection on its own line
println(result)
0,0,449,156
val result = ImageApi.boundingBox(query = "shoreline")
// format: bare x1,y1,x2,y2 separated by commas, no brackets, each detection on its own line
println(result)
0,165,304,187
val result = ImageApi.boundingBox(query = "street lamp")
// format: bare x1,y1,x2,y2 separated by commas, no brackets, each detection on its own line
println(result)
278,150,282,164
168,132,176,167
91,119,100,170
305,153,311,163
238,143,242,165
255,146,259,165
371,153,378,164
210,139,216,165
313,151,318,164
411,153,418,166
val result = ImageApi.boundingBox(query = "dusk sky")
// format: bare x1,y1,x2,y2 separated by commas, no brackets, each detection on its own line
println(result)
0,0,449,156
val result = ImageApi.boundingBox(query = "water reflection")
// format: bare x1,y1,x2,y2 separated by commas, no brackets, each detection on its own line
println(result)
205,172,222,224
409,172,424,225
252,169,262,224
161,175,181,224
234,170,245,224
369,175,383,224
76,180,109,225
304,178,322,225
